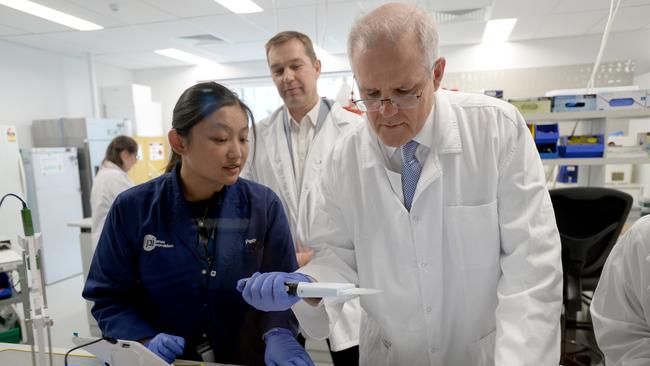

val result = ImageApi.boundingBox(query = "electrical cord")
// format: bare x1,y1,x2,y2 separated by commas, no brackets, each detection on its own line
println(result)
64,336,117,366
0,193,27,210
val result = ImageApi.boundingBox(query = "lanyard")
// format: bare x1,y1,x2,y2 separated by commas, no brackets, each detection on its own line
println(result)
281,98,333,173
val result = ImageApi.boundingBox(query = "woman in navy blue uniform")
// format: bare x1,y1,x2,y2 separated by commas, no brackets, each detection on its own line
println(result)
83,82,313,366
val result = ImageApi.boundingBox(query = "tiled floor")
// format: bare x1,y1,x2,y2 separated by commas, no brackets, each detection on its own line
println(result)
38,274,333,365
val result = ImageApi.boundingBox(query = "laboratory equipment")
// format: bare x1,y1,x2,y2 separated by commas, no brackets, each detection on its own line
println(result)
71,336,171,366
286,282,382,297
559,135,605,158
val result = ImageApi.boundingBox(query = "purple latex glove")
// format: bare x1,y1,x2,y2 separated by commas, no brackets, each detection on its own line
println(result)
264,328,315,366
145,333,185,364
236,271,311,312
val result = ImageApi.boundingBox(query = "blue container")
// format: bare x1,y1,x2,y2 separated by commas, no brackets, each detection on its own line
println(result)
552,94,597,112
558,134,604,158
535,124,559,159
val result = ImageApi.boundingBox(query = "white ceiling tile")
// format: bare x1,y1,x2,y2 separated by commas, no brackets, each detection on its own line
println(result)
0,6,74,33
438,21,486,45
491,0,558,19
1,33,88,56
586,4,650,33
62,0,176,24
553,0,650,13
24,0,124,27
423,0,493,12
199,41,268,63
190,13,271,43
139,0,230,18
0,23,26,36
534,10,608,39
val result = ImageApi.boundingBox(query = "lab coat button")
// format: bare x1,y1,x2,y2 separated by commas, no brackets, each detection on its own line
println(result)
412,215,419,222
430,347,436,353
420,262,428,268
201,269,207,275
210,270,217,277
426,306,432,313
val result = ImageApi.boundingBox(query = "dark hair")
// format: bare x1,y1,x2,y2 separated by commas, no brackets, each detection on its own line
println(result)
265,31,318,63
104,135,138,168
165,82,256,173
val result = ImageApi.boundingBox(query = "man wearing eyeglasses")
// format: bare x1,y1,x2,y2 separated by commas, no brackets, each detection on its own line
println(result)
241,31,363,365
238,3,562,365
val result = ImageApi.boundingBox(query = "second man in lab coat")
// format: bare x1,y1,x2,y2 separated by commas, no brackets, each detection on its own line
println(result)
241,31,363,364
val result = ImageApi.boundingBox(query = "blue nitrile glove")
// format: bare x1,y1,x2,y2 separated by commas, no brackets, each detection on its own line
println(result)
264,328,315,366
236,271,311,312
145,333,185,364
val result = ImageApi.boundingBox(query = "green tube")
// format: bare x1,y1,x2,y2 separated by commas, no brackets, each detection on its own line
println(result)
21,208,34,236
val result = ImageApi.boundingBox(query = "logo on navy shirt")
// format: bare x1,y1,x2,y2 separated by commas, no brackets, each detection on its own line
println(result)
143,234,174,251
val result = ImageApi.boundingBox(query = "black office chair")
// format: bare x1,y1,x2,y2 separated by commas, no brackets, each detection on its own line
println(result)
549,187,633,366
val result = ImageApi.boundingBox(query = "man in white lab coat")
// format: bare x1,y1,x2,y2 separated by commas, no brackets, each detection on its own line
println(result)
238,3,563,365
240,31,363,364
591,215,650,365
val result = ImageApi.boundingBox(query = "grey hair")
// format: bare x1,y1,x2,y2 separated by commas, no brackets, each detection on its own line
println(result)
347,4,439,72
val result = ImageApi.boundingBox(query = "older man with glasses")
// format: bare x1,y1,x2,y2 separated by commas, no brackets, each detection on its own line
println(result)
237,3,563,365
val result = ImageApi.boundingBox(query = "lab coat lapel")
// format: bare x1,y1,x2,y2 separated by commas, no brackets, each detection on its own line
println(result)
263,108,299,227
412,91,462,206
359,125,406,209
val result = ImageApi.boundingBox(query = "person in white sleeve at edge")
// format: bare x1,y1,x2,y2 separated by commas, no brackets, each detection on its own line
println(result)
237,2,563,365
90,135,138,249
591,215,650,365
241,30,363,365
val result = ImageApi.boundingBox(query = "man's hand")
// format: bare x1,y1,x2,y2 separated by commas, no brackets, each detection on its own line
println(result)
296,249,315,267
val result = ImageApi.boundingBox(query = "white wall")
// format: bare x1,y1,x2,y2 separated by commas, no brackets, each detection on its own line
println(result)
0,40,133,148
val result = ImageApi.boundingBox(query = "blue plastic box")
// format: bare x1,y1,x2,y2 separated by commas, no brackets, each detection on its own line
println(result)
552,94,597,113
534,124,559,158
558,135,604,158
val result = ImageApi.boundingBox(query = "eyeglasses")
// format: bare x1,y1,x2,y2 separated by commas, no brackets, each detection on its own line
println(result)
351,77,427,112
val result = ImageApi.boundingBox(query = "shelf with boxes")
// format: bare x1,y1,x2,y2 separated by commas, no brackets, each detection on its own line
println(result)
513,91,650,193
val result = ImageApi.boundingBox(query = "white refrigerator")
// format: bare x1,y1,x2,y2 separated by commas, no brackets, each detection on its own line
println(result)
0,125,27,248
22,147,84,284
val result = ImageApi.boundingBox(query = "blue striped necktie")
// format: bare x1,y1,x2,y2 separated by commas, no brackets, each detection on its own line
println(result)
401,140,422,211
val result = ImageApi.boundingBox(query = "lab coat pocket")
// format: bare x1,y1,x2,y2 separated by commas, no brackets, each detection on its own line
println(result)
359,316,392,366
445,200,499,269
468,329,496,366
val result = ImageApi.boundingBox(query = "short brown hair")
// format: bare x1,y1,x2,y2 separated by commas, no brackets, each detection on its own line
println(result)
104,135,137,168
265,31,318,63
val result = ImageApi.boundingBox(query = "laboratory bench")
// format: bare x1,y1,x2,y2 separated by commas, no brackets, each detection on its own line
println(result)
0,342,234,366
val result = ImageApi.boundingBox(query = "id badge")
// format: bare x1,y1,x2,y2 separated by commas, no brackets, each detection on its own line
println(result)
197,341,215,362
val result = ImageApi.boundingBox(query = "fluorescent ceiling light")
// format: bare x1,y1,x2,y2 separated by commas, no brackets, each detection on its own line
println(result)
154,48,217,66
0,0,103,31
313,44,331,59
214,0,263,14
482,18,517,44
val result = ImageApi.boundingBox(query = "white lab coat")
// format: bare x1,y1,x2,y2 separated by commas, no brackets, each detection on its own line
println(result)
292,90,563,365
242,100,364,351
591,215,650,365
90,160,134,249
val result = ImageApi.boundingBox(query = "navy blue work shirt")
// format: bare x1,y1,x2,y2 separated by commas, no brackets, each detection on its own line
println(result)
82,164,299,365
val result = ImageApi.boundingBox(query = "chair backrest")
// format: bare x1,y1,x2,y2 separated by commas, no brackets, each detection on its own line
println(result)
550,187,632,300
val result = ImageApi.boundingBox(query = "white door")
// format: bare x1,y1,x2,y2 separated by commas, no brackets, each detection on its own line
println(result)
30,148,84,284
